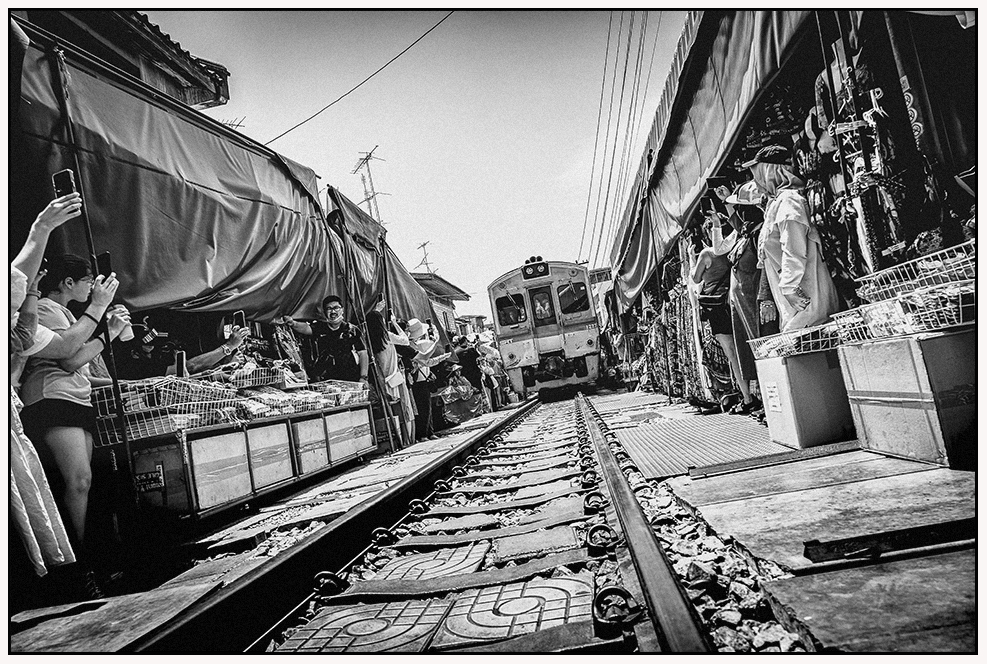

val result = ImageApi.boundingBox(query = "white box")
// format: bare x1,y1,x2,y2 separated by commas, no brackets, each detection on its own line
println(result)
755,350,855,448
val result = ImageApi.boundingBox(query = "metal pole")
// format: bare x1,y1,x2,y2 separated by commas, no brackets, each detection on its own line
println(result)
327,187,401,453
47,46,139,511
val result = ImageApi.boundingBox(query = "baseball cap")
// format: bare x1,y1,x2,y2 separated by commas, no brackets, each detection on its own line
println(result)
741,145,791,169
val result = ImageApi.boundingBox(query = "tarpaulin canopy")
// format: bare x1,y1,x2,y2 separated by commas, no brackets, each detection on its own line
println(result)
610,10,811,312
16,21,338,322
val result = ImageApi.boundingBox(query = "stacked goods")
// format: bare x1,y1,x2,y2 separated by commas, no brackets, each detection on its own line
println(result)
855,240,976,303
308,380,370,405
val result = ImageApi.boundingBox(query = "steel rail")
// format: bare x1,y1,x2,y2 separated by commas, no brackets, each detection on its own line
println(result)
577,396,712,653
128,398,540,652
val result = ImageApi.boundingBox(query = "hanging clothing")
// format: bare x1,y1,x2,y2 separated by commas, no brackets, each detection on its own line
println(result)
11,388,76,577
757,189,840,331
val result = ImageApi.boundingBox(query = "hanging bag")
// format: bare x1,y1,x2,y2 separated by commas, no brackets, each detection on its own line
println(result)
697,269,730,312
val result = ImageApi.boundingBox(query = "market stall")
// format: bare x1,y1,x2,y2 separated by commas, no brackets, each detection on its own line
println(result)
93,372,372,518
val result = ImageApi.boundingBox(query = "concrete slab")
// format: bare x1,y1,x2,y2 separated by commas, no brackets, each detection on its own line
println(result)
430,574,595,650
11,582,220,652
517,495,585,525
450,469,580,494
372,542,490,581
493,526,581,562
514,479,578,500
671,452,928,507
421,514,500,534
690,467,975,570
765,548,975,652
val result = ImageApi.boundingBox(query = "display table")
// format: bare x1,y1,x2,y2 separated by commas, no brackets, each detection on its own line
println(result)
128,402,374,519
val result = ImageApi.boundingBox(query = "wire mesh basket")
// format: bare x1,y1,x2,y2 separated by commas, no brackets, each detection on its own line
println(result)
830,309,873,344
858,279,975,339
223,365,288,390
748,322,844,360
855,240,976,304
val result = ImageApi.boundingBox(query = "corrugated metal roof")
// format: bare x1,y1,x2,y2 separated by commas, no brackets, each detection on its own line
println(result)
616,414,788,479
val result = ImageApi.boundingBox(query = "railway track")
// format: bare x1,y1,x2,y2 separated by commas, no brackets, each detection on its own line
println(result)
133,394,803,653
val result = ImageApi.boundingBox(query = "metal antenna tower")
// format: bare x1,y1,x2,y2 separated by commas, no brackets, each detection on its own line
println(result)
352,145,388,224
415,241,435,273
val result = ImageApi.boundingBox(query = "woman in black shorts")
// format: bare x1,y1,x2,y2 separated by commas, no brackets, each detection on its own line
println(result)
692,221,756,412
19,255,129,558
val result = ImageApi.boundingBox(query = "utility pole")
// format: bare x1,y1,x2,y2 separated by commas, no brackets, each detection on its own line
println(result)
415,241,435,273
352,145,389,224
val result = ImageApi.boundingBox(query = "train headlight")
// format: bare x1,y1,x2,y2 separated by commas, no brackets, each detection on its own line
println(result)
523,267,533,276
586,338,594,346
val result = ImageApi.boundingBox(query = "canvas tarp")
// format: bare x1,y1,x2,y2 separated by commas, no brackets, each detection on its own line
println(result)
611,10,811,312
16,26,337,322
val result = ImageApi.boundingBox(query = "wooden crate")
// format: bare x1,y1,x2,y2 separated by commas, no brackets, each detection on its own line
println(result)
187,430,253,511
246,422,294,489
838,329,975,468
292,416,329,475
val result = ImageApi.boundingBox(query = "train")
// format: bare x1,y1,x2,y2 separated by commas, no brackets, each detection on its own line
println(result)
488,256,600,396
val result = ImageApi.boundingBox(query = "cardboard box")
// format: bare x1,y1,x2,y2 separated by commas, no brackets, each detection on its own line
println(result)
838,329,975,468
755,350,855,448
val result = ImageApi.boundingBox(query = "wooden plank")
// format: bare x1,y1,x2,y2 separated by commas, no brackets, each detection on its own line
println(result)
764,549,975,652
671,453,926,507
11,583,220,652
692,467,975,570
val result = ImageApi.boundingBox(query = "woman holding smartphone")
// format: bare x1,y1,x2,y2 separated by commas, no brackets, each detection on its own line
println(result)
19,254,130,591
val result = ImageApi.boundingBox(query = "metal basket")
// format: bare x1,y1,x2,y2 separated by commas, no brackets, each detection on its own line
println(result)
748,322,843,360
858,279,975,339
830,309,873,344
224,366,286,390
855,240,976,304
308,380,370,405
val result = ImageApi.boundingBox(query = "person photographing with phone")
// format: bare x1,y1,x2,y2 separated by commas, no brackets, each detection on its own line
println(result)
282,295,369,386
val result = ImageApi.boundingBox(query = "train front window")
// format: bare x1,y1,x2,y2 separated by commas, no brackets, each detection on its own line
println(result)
558,281,589,314
496,294,527,326
529,286,557,327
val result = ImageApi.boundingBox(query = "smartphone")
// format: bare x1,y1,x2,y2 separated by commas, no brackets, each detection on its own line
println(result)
233,310,246,330
96,251,112,278
52,169,76,198
175,350,187,378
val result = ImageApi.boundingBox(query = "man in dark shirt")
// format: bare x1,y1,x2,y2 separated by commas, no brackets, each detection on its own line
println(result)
283,295,369,384
454,335,483,391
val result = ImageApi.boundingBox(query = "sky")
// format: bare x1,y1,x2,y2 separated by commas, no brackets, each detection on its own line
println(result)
145,10,687,321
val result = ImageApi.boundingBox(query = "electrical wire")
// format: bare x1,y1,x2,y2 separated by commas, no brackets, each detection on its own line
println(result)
590,10,635,269
585,11,625,268
264,11,455,146
576,11,615,263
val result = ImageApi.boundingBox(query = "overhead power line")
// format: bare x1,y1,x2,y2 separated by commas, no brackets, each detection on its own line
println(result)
265,11,455,145
576,11,614,264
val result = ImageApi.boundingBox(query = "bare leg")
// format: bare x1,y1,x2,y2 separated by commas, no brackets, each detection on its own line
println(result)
715,333,752,403
41,426,93,545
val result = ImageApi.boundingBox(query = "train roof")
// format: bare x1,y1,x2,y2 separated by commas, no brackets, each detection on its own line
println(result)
487,260,588,288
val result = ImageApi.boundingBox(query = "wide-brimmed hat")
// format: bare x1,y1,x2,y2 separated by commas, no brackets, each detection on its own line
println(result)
407,318,426,339
741,145,791,169
726,181,764,206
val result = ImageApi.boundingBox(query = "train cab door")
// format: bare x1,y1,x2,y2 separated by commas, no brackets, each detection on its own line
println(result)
528,285,563,353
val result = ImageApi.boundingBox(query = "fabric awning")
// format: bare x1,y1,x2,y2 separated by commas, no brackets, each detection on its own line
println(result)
611,10,811,312
16,23,337,322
